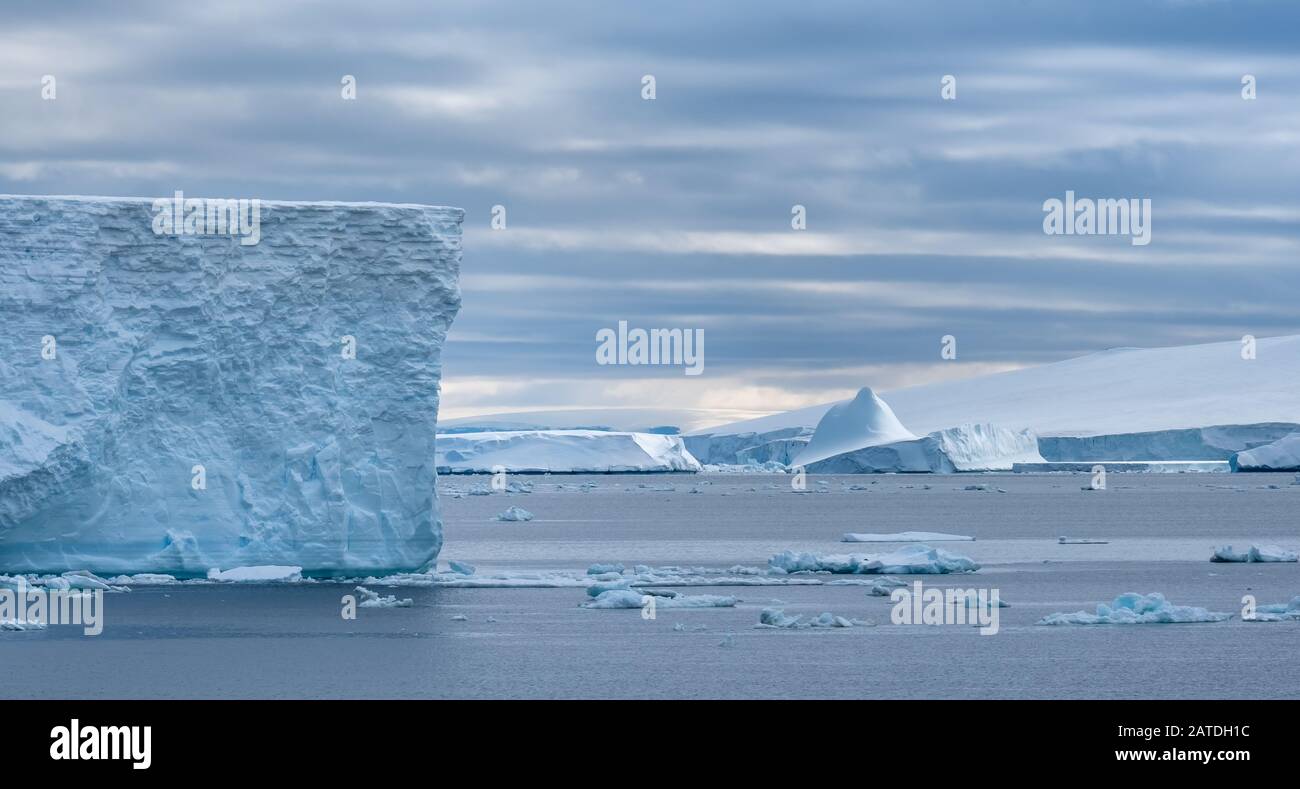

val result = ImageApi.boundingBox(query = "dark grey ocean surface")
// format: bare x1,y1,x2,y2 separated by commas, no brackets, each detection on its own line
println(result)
3,473,1298,699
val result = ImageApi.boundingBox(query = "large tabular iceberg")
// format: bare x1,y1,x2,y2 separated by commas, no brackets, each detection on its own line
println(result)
807,423,1043,473
0,195,462,576
1230,433,1300,471
436,429,702,473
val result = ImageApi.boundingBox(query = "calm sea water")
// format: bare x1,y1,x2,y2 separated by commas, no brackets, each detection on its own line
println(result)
3,473,1298,699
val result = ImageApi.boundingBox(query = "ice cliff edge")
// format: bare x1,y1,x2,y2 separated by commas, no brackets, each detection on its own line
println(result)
0,195,463,576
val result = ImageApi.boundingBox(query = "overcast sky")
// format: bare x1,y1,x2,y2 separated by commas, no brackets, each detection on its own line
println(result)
4,0,1299,421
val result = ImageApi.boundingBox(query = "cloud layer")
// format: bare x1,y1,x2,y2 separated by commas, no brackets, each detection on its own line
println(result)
4,0,1299,420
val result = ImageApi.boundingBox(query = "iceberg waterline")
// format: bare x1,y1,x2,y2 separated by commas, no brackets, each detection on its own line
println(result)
0,196,463,575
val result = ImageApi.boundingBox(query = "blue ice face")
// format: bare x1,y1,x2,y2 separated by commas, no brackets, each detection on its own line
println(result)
0,196,462,576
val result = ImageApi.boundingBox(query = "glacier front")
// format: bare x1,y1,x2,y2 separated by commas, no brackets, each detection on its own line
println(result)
0,195,462,576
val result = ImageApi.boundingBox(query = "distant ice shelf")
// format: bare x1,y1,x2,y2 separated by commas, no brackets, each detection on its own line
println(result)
436,430,702,473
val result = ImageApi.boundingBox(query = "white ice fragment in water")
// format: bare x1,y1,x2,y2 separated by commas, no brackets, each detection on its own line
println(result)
586,563,626,576
448,560,476,576
355,586,413,609
1037,592,1230,625
495,506,534,522
868,577,908,596
206,566,303,583
842,531,974,543
581,590,738,609
756,608,863,628
769,544,979,575
1058,537,1109,544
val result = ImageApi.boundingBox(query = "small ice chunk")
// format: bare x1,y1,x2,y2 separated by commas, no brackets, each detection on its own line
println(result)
451,614,469,621
868,577,908,596
842,531,974,543
581,590,738,609
1038,592,1230,625
769,544,979,575
355,586,413,609
586,563,626,576
1058,537,1109,544
206,565,303,583
495,506,534,522
585,579,632,598
448,560,476,576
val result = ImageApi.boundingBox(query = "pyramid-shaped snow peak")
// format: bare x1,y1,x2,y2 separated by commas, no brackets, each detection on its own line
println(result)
793,387,917,467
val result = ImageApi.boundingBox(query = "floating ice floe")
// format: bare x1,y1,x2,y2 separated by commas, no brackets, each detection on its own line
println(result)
1230,433,1300,471
3,571,130,593
1058,537,1109,545
842,531,974,543
206,566,304,583
448,560,476,576
755,608,867,629
868,577,908,596
1,620,47,631
769,544,979,575
355,586,413,609
581,590,738,609
1210,545,1298,563
1244,596,1300,622
495,506,534,522
1037,592,1231,625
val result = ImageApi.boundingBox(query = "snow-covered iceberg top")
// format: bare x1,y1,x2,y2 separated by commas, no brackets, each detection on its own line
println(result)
769,545,979,575
1038,592,1230,625
1230,432,1300,471
0,195,462,575
436,429,702,473
792,387,916,467
808,422,1043,473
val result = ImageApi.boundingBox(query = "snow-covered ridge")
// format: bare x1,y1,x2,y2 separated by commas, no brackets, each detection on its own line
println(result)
0,195,462,575
436,430,702,473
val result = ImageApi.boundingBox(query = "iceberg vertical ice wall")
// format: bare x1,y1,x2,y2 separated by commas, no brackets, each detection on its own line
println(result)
0,196,462,576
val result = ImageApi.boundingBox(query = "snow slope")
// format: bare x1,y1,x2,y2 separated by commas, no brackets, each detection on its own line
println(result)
694,336,1300,438
791,387,916,467
436,430,702,473
0,196,462,575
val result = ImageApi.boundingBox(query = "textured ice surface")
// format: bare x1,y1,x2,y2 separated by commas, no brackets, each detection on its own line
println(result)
1037,592,1230,625
581,589,738,609
808,423,1043,473
0,195,462,575
436,429,701,473
1210,544,1298,563
1231,432,1300,471
768,545,979,575
756,608,861,628
494,506,534,522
